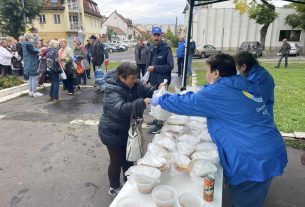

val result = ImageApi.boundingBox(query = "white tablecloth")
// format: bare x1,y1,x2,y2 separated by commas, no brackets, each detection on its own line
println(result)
110,167,223,207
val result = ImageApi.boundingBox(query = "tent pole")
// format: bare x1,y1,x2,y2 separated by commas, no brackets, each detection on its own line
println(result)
182,2,194,89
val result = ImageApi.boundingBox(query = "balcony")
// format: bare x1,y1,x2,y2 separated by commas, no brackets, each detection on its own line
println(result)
69,24,80,31
68,3,79,12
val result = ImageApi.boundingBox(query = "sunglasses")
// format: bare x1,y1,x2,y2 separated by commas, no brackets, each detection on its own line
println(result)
153,33,161,37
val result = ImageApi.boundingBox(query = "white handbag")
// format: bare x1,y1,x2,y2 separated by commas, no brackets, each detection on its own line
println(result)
60,65,67,80
126,103,144,162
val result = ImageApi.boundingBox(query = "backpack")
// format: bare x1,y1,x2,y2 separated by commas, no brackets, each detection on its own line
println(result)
75,62,84,75
46,49,61,73
11,56,22,69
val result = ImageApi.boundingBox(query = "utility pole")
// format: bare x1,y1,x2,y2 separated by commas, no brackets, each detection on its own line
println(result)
21,0,26,31
175,15,178,37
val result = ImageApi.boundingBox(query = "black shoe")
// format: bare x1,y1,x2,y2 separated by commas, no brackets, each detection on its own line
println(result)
108,187,120,197
150,125,162,134
87,76,91,79
147,119,158,126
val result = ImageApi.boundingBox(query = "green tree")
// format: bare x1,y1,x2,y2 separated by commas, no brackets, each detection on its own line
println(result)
234,0,278,50
107,27,113,40
0,0,42,38
285,4,305,30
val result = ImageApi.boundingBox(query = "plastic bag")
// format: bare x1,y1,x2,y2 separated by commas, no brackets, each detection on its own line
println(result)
195,142,218,152
142,71,150,83
146,143,169,159
176,134,201,146
150,85,172,121
166,115,189,126
189,116,207,125
191,150,219,164
152,134,176,151
170,152,191,175
188,159,217,180
137,154,168,172
197,131,213,142
187,120,207,136
125,165,161,180
161,125,185,136
176,142,195,157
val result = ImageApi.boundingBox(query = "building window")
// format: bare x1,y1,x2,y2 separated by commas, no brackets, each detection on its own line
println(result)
39,15,46,24
54,14,61,24
69,15,79,30
279,30,301,42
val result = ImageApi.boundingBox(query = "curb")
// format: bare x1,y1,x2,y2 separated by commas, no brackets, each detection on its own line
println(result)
190,71,305,140
0,83,50,104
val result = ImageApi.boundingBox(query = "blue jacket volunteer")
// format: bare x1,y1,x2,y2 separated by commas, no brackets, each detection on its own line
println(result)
235,51,275,120
151,54,287,207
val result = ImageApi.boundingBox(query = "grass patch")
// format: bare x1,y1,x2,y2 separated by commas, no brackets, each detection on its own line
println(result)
0,76,24,90
108,61,121,69
172,47,177,54
285,139,305,150
196,63,305,132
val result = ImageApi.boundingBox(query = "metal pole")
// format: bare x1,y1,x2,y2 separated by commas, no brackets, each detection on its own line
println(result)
181,2,193,89
21,0,26,31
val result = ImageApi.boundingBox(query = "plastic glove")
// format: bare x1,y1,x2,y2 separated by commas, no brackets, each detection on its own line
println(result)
151,97,160,106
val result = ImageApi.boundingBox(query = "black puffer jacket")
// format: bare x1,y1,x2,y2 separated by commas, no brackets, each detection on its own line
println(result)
98,70,156,148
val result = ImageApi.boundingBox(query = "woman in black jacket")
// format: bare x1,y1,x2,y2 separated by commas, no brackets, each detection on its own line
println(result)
98,62,160,197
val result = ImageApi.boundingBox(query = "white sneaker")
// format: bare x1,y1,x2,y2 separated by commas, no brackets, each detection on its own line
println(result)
29,91,33,97
33,92,43,97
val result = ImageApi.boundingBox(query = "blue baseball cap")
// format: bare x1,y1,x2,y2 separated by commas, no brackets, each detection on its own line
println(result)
152,27,162,35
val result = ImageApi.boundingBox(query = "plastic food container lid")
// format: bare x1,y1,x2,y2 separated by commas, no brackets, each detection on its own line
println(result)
116,196,143,207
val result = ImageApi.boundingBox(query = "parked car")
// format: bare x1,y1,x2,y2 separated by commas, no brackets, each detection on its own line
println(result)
289,43,301,56
111,43,126,52
238,41,263,57
194,44,221,59
112,40,128,50
104,43,119,53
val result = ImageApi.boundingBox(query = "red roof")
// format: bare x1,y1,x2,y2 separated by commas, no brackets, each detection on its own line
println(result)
42,0,65,10
83,0,102,18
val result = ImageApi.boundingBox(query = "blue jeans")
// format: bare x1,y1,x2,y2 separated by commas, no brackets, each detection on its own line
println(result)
229,178,273,207
187,54,193,77
77,72,87,85
49,71,60,99
29,75,38,92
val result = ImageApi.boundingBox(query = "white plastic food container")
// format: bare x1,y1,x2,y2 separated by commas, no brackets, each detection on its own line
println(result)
152,185,177,207
177,192,204,207
116,196,143,207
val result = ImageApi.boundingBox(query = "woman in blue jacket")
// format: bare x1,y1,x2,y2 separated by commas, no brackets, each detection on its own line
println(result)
235,51,275,120
150,54,287,207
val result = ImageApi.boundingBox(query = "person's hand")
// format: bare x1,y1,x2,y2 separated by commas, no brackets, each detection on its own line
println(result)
158,82,168,89
143,98,150,105
301,151,305,166
147,66,155,72
151,97,160,106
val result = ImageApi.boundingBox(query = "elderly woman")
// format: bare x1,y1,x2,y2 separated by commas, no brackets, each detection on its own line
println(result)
150,54,287,207
23,33,43,97
98,62,162,197
58,39,74,95
0,39,13,76
45,40,61,102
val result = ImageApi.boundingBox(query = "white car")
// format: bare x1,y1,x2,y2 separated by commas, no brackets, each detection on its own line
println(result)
289,43,301,56
111,40,128,50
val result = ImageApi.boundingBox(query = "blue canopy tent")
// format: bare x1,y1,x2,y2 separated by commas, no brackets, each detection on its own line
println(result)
182,0,305,88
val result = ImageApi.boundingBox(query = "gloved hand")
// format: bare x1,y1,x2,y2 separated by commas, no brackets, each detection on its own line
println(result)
151,97,160,106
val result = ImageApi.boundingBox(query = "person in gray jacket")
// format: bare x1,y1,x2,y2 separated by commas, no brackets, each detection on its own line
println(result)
275,39,291,69
134,39,147,79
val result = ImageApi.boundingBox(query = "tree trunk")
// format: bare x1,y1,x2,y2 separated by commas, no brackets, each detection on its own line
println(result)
260,23,270,51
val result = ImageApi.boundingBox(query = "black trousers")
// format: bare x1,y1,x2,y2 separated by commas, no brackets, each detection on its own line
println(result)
177,57,184,76
63,73,75,93
106,145,133,189
277,54,289,68
137,64,146,79
2,65,12,76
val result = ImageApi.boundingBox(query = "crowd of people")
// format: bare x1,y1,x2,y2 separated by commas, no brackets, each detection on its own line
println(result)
0,33,109,100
